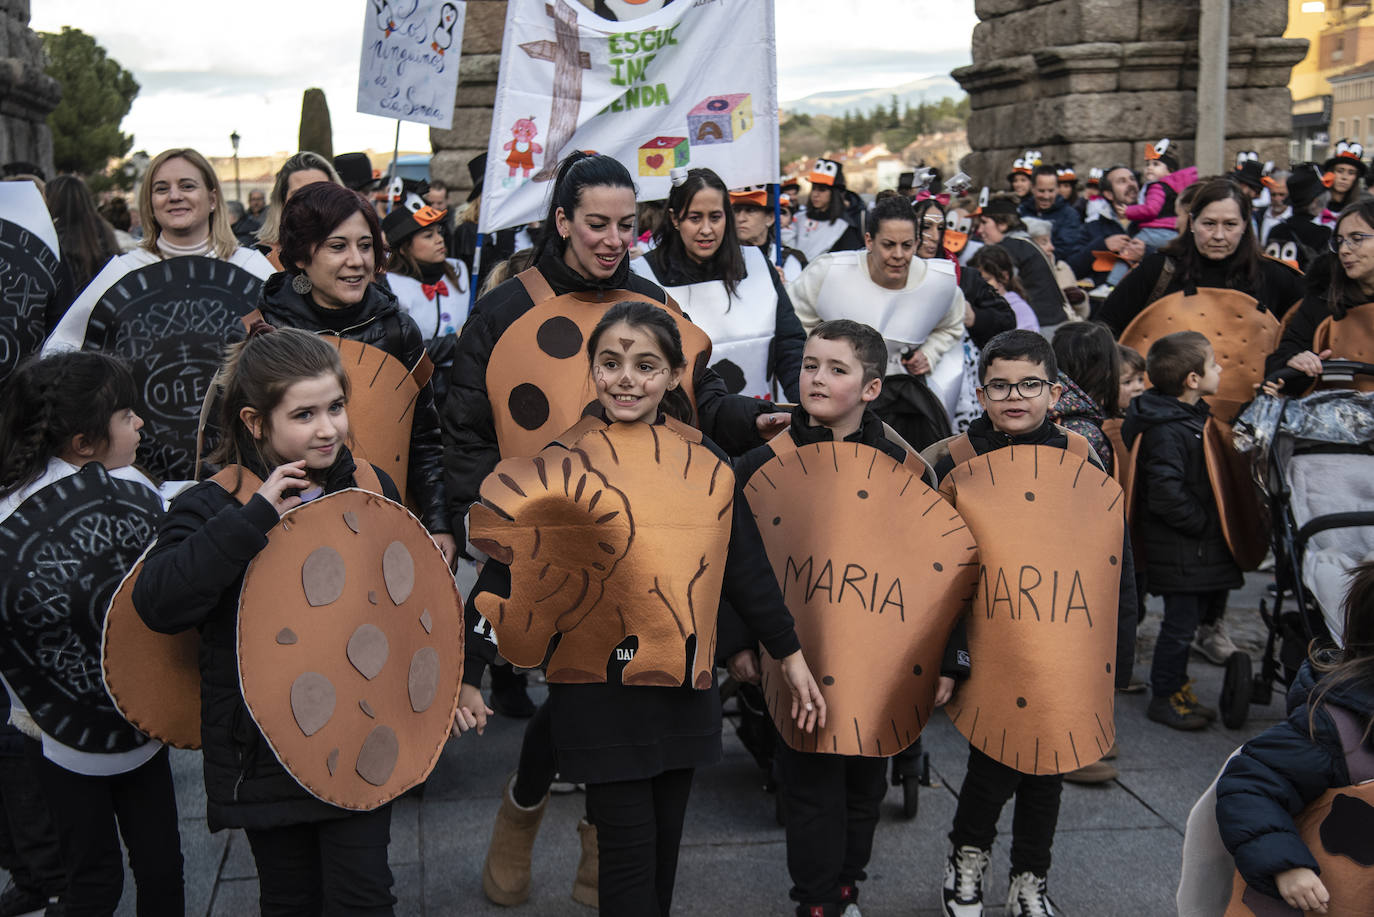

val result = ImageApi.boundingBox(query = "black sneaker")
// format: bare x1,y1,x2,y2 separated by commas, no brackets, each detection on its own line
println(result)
489,664,536,718
1147,691,1209,730
0,880,49,917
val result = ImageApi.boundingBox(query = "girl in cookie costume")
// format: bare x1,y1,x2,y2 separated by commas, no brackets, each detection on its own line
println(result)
441,152,790,908
0,352,183,916
134,327,484,915
468,301,826,916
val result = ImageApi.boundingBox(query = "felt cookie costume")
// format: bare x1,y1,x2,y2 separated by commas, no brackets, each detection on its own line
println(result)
0,181,60,383
1118,289,1281,425
0,464,161,753
485,268,712,461
237,482,463,811
1224,705,1374,917
468,416,733,688
940,442,1123,775
748,436,978,756
1312,311,1374,393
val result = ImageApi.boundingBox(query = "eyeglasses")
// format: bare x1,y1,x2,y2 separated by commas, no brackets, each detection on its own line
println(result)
1330,232,1374,253
981,378,1049,400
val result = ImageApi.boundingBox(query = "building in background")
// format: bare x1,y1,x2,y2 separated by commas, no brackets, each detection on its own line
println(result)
1285,0,1374,162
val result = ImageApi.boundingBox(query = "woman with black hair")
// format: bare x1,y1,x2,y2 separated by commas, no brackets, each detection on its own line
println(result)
786,158,864,260
441,151,789,909
43,175,119,327
631,168,805,401
1096,178,1306,336
1266,198,1374,385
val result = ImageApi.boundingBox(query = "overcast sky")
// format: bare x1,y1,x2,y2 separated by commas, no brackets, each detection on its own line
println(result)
29,0,975,159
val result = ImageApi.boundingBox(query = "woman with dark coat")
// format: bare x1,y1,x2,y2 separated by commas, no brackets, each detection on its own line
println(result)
233,181,455,562
1096,179,1306,337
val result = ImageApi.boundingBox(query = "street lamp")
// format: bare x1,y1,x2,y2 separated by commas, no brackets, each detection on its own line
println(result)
229,130,242,203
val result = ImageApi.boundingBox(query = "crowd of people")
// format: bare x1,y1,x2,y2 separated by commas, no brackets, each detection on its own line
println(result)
0,128,1371,917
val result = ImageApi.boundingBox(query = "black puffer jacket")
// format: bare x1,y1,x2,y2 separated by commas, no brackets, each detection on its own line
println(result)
235,273,448,535
999,234,1066,326
132,448,399,831
1217,660,1374,899
441,247,772,533
1121,390,1242,594
957,263,1016,348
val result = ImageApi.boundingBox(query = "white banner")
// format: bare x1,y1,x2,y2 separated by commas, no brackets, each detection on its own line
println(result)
356,0,466,129
481,0,779,233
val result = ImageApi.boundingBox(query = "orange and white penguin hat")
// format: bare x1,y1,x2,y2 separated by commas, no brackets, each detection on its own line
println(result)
1144,138,1179,171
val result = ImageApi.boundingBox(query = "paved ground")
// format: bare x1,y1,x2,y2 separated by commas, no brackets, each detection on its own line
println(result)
60,574,1291,915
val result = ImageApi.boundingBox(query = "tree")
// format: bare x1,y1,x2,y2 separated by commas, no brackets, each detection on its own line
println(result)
41,27,139,176
298,88,334,160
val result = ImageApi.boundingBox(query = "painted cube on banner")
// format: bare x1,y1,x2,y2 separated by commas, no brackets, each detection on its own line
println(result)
687,94,754,146
638,137,690,177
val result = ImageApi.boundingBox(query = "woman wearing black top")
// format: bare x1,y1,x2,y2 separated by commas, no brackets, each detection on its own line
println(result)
236,181,455,563
1266,198,1374,385
631,167,805,402
1097,179,1306,336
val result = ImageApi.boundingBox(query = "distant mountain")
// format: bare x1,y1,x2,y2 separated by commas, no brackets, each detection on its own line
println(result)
781,76,964,116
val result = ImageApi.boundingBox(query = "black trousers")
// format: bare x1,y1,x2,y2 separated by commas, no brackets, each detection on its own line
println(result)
949,745,1063,876
0,736,64,897
28,741,183,917
584,768,695,917
245,804,395,917
512,700,557,808
776,744,886,906
1152,590,1229,697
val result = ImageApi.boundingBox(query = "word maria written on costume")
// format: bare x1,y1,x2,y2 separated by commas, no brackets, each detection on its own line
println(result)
357,0,466,128
975,564,1095,627
481,0,779,232
781,554,906,621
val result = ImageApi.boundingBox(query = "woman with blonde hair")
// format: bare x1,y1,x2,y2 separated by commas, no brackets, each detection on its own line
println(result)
42,148,275,480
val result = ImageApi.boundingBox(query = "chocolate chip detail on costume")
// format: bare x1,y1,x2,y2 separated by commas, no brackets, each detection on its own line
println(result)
347,624,389,680
419,610,433,634
536,315,583,359
276,628,298,645
408,647,440,713
509,383,551,431
343,511,361,533
327,748,339,775
356,726,399,786
383,541,415,604
291,672,337,736
303,546,346,606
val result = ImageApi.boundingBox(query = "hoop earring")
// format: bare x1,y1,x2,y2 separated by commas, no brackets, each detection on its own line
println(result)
291,273,313,295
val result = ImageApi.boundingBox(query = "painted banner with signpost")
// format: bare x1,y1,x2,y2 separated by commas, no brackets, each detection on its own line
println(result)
357,0,467,129
480,0,779,233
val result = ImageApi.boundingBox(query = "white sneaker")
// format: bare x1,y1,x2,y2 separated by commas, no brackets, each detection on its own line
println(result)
841,905,862,917
1006,871,1057,917
1192,623,1239,665
942,844,990,916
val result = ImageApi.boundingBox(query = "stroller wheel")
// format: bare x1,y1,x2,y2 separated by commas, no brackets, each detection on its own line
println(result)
1220,652,1253,729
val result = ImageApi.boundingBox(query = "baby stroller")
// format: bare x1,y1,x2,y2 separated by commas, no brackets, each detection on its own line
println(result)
1226,362,1374,727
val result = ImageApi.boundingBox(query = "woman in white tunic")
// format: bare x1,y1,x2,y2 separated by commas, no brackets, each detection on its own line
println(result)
788,193,968,445
632,168,805,402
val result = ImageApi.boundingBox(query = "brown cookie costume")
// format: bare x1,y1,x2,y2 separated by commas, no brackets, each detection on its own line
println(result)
747,433,977,757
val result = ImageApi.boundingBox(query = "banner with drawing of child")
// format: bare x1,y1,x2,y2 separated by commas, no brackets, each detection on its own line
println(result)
357,0,466,128
480,0,779,233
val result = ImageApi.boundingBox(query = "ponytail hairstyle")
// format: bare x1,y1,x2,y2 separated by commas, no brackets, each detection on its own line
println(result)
1309,560,1374,744
0,351,138,499
208,326,352,480
655,168,745,297
534,152,637,264
586,301,693,424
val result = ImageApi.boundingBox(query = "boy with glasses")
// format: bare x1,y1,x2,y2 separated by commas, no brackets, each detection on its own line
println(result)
925,330,1136,917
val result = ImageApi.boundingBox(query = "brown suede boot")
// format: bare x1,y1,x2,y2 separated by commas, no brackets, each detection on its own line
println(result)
482,774,548,906
571,818,598,909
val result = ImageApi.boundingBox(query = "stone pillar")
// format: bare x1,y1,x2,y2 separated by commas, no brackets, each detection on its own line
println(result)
428,0,506,205
953,0,1308,188
1195,0,1231,175
0,0,61,178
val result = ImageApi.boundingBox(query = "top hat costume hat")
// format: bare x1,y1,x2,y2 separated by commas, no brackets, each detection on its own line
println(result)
466,152,486,203
1286,162,1335,212
333,152,383,192
1323,139,1368,179
1232,151,1264,192
381,179,448,248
